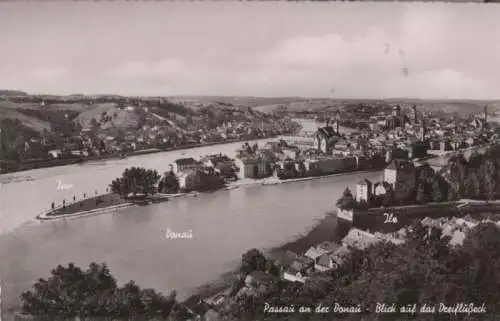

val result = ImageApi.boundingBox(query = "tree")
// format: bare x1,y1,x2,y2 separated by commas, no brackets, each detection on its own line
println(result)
416,182,428,204
480,159,497,200
241,249,267,274
431,178,445,203
336,187,355,210
20,262,177,320
160,170,180,194
90,118,99,129
265,259,281,277
447,153,468,199
464,170,482,199
109,167,161,198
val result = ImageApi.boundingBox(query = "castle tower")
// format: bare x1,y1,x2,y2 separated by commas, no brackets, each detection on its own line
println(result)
484,105,488,129
335,111,340,134
392,105,401,129
412,105,417,124
392,105,401,117
384,159,416,203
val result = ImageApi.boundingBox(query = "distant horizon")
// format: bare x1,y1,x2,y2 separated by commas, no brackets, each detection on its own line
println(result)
2,89,500,102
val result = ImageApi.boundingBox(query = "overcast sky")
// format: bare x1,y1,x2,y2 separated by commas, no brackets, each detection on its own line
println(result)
1,2,499,99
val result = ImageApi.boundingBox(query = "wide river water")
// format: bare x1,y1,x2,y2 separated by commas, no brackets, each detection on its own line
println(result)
0,119,464,318
0,137,384,317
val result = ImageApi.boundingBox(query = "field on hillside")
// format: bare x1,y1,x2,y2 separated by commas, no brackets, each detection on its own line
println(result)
74,103,140,130
0,108,52,132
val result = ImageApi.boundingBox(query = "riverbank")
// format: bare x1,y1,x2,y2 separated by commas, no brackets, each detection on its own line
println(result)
33,167,379,221
0,136,281,175
183,211,351,306
36,192,175,220
35,187,238,220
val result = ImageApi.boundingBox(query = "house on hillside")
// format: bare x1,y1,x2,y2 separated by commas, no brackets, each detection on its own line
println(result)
48,149,62,159
244,271,279,290
304,246,330,263
203,288,232,307
315,245,350,272
341,228,379,250
283,258,314,283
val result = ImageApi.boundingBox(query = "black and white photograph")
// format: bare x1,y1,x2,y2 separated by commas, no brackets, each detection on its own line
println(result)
1,2,500,320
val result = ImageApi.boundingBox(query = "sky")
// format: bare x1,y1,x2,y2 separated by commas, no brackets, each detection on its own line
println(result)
0,2,499,99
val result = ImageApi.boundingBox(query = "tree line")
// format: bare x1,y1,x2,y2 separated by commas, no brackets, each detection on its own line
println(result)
19,262,190,321
337,145,500,211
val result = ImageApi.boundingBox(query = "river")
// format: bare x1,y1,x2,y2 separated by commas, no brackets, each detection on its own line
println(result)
0,136,384,318
1,119,487,318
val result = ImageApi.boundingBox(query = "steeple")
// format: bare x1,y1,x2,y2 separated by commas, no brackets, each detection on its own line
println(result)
335,111,340,134
484,105,488,129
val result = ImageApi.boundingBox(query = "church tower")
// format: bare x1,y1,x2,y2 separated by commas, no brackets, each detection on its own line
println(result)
335,110,340,134
484,105,488,129
412,105,418,124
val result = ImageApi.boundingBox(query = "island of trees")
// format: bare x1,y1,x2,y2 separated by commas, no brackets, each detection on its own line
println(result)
45,165,226,217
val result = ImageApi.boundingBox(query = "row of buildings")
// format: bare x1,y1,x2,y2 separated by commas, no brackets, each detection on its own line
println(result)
169,154,236,191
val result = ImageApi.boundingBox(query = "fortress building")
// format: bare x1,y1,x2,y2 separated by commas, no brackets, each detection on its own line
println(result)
384,159,416,203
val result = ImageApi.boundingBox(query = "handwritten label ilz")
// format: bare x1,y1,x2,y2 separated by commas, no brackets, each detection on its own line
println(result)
383,212,398,224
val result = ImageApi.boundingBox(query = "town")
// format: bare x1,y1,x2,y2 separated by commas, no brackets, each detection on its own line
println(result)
4,2,500,321
10,93,500,321
0,92,300,173
168,102,495,192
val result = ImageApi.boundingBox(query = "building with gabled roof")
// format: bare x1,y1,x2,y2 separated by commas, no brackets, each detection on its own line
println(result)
172,157,203,174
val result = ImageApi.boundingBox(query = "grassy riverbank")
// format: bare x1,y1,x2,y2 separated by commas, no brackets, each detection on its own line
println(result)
48,193,127,216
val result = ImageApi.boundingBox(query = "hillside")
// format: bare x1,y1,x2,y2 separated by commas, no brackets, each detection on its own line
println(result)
74,103,140,131
247,97,500,117
0,89,28,96
2,95,498,135
0,95,300,166
0,107,52,132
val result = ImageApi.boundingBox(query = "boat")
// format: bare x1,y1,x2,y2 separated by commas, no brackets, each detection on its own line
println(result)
262,179,281,186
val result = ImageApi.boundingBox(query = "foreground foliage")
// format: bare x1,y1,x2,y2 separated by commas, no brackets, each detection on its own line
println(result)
20,263,183,321
219,221,500,320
